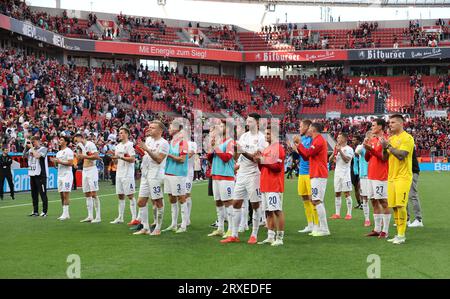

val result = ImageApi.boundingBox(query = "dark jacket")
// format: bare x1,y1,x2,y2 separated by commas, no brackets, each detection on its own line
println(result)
0,154,13,175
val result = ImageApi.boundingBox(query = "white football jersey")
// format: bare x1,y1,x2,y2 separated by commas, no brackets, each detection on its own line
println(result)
188,141,198,177
115,141,135,178
56,147,74,177
236,131,266,177
144,136,169,179
335,145,354,177
77,141,98,155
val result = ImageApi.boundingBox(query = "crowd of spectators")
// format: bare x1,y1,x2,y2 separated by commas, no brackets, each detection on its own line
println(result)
0,0,94,38
410,74,450,110
406,20,441,47
1,44,449,170
2,1,449,50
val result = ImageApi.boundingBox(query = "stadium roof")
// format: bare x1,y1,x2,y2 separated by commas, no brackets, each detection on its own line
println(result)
195,0,450,7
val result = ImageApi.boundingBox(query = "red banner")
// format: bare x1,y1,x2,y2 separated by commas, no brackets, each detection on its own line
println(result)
0,14,11,31
244,50,348,62
95,41,243,62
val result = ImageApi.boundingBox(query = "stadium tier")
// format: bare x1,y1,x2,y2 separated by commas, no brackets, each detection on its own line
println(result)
0,0,449,49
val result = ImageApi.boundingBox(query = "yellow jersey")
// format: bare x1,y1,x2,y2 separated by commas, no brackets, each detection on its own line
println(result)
388,131,415,181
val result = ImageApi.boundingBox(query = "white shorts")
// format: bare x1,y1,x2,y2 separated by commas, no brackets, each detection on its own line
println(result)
164,175,187,196
58,173,73,193
368,179,388,200
82,166,99,193
116,177,136,195
360,178,369,197
212,180,234,202
262,192,283,211
138,177,164,200
233,174,261,203
311,178,327,202
185,175,194,194
334,174,352,193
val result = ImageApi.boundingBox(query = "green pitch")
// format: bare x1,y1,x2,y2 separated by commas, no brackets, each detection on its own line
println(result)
0,171,449,279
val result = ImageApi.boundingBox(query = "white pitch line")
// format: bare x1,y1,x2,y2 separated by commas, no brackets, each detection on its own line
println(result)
0,180,209,209
0,193,117,209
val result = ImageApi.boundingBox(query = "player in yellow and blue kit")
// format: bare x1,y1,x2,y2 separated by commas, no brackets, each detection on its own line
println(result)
294,120,319,234
381,114,415,245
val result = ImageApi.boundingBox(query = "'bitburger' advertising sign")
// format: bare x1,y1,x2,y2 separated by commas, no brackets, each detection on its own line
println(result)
349,47,450,61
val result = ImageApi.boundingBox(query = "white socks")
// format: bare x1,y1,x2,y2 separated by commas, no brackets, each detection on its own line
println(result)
93,197,100,220
374,214,382,232
382,214,391,234
335,197,341,215
140,205,149,230
137,206,142,221
276,231,284,241
171,203,178,227
346,196,352,216
186,197,192,221
155,207,164,231
86,197,94,219
118,199,125,220
251,207,261,237
268,229,276,240
226,206,234,232
240,199,249,229
362,201,370,221
180,202,188,229
130,198,137,220
261,209,266,224
62,205,69,217
152,206,157,224
232,208,242,237
216,206,225,232
316,203,329,233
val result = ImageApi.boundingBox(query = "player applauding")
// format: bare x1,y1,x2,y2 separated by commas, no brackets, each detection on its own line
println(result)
256,126,286,246
52,136,74,221
110,127,137,225
74,133,101,223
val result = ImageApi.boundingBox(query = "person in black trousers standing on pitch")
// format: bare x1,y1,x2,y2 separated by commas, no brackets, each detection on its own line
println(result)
0,146,15,200
24,137,49,217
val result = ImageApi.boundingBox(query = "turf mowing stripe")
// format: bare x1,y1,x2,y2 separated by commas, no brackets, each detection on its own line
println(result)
0,180,209,209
